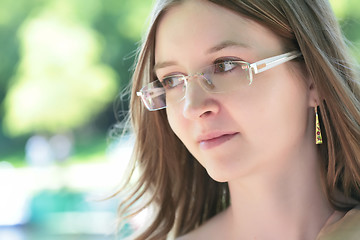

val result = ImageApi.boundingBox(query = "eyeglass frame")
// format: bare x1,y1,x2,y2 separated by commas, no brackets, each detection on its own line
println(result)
137,50,302,111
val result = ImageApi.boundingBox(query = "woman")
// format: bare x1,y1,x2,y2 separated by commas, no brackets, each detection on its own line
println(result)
117,0,360,239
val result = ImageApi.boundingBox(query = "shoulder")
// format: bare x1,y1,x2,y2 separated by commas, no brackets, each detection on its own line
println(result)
317,206,360,240
176,208,230,240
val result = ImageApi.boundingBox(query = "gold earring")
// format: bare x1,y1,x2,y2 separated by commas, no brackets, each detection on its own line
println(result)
315,106,323,145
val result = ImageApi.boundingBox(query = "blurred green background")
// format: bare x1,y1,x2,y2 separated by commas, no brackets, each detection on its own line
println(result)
0,0,359,239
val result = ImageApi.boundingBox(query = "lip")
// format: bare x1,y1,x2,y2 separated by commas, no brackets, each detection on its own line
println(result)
197,132,239,150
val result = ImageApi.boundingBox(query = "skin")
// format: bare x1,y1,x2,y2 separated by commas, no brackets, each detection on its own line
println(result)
154,0,341,239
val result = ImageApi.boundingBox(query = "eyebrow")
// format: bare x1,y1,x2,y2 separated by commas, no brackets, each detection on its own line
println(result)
153,40,249,73
206,40,250,54
153,61,178,73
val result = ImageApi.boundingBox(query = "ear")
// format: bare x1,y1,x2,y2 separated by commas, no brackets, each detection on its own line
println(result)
308,80,320,107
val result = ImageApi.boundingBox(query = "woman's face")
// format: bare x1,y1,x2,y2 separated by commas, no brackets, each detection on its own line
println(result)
154,0,316,182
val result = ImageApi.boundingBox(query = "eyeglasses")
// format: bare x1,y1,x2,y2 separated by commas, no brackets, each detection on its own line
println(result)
137,51,302,111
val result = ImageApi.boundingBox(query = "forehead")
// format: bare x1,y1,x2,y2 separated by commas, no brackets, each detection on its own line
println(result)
154,0,282,66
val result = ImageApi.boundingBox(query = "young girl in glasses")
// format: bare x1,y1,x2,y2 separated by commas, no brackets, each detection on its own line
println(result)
116,0,360,239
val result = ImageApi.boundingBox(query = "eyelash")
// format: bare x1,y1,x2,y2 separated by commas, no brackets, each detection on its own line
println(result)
158,72,183,81
157,56,245,79
214,56,243,64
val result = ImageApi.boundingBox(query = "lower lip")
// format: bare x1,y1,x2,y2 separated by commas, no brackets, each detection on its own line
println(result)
199,133,238,150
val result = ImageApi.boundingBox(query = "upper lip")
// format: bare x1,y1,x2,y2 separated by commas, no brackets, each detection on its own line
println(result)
196,131,238,142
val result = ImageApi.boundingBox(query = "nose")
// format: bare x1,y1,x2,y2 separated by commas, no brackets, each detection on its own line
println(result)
182,76,220,119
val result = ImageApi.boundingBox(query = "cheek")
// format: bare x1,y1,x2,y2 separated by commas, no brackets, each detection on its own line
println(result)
270,100,308,148
166,108,186,139
166,108,177,132
236,71,310,144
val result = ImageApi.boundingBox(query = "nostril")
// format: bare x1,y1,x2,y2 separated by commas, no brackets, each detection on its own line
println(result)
200,111,212,118
183,97,216,119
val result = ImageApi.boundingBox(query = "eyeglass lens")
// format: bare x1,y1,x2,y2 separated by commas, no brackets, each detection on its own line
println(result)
140,61,250,110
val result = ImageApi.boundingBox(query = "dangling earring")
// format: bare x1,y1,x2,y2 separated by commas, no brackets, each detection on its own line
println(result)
315,106,323,145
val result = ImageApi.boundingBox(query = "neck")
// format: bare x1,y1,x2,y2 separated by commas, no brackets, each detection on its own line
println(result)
226,145,333,240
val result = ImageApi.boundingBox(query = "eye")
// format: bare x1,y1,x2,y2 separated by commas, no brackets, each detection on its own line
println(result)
214,61,239,73
161,75,184,90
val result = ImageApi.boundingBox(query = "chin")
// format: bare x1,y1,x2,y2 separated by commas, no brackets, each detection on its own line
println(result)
205,168,232,183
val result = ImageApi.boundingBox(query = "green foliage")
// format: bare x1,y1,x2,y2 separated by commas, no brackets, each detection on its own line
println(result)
0,0,153,136
330,0,360,59
330,0,360,19
4,12,118,135
0,0,41,112
0,0,358,162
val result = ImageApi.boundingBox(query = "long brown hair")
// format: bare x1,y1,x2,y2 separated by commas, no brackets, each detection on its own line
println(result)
115,0,360,239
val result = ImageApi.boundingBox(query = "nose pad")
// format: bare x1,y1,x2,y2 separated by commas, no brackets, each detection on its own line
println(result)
199,73,215,91
182,75,210,99
182,76,201,101
180,74,214,103
181,75,218,119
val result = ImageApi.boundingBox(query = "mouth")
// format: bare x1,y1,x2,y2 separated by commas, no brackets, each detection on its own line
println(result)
198,132,239,150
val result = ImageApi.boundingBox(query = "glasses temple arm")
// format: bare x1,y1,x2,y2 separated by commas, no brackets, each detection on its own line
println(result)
137,87,165,98
250,51,302,74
